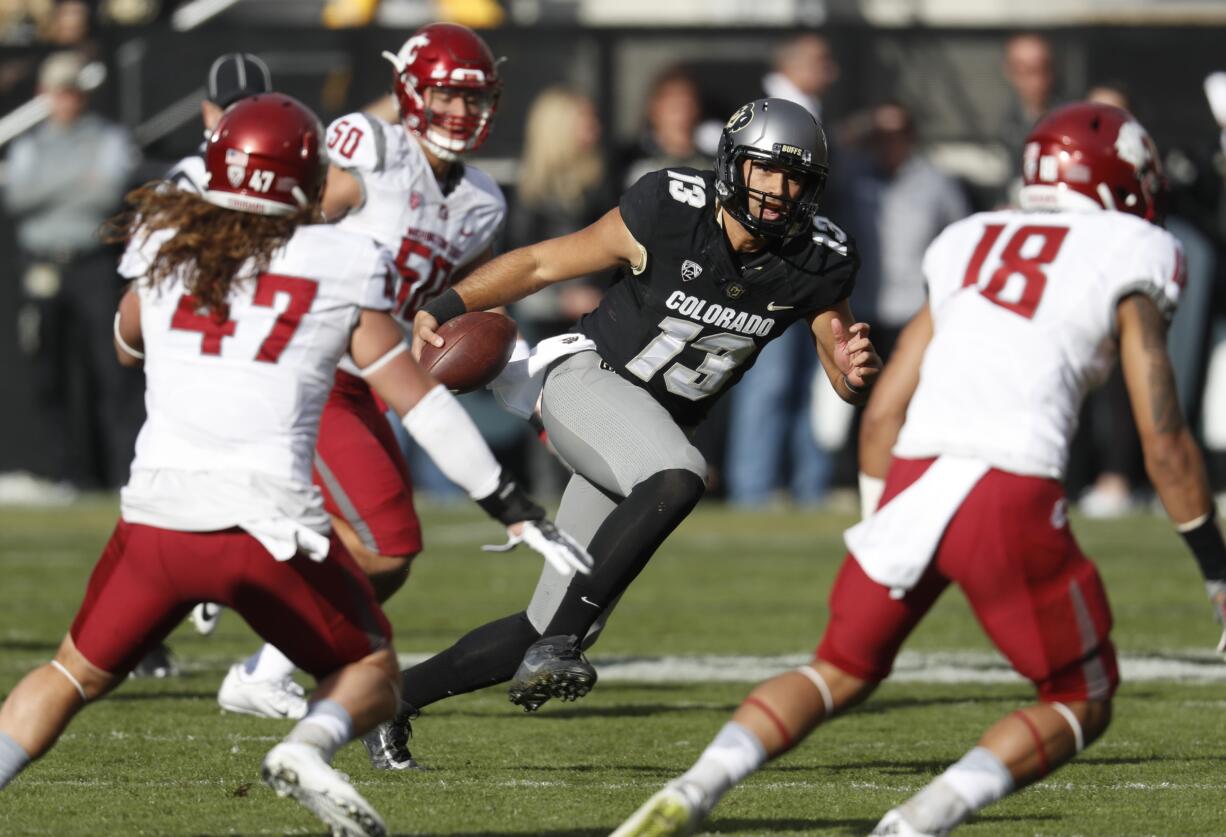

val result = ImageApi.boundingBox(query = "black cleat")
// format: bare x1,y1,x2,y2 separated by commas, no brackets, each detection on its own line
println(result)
361,707,424,771
130,643,178,678
507,634,598,712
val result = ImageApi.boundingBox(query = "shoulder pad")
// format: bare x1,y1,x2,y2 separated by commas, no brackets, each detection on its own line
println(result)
325,113,393,173
461,165,507,212
166,155,206,194
810,215,852,257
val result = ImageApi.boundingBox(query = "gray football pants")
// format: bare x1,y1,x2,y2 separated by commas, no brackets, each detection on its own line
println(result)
525,350,706,645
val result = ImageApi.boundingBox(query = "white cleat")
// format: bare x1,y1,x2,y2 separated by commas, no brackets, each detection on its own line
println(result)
262,741,387,837
218,663,308,720
870,809,946,837
611,782,707,837
191,602,223,635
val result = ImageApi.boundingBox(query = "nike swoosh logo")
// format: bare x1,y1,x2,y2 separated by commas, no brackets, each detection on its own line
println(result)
766,302,794,312
580,596,601,609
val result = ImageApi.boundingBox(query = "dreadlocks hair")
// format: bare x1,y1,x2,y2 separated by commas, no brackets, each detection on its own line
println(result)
103,183,316,318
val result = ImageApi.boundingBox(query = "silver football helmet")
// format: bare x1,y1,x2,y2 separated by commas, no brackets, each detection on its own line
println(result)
715,97,828,240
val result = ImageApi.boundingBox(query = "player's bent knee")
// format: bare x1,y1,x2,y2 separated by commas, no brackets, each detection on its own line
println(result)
643,467,706,509
55,637,120,701
361,646,403,704
1055,698,1112,747
366,553,416,601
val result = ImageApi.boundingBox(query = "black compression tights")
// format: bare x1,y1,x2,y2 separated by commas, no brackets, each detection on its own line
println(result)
399,468,706,710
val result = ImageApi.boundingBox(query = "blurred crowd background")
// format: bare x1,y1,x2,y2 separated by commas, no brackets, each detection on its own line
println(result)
2,0,1226,518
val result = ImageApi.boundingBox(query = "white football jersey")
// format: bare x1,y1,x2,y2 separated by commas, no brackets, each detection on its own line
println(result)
895,209,1185,479
117,223,396,547
326,112,506,323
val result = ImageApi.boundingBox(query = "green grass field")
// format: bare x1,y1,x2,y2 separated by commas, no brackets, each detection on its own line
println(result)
2,498,1224,836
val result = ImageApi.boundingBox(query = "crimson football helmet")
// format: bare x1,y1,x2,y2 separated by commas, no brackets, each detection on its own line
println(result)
202,93,324,216
382,22,502,161
1018,102,1165,222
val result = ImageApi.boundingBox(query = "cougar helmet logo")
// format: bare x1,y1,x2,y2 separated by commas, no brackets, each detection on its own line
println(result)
1114,120,1150,172
399,33,430,71
680,260,703,281
726,103,754,133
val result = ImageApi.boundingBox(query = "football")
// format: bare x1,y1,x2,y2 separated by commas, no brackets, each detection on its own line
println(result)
419,311,518,393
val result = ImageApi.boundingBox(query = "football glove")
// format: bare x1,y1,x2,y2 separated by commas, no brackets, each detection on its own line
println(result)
484,519,593,577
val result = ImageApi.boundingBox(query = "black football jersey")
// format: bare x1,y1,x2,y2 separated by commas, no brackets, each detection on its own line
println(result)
578,167,859,427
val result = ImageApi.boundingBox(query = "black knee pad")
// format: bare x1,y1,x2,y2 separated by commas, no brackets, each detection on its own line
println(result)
647,468,706,512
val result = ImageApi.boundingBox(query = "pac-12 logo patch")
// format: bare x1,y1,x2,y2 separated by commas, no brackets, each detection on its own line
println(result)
680,260,703,281
725,102,754,133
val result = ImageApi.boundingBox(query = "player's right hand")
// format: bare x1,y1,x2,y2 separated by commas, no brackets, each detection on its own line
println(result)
411,310,443,360
484,520,594,577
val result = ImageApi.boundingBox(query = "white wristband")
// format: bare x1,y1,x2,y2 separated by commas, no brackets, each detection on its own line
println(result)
401,384,502,500
113,312,144,360
858,472,884,521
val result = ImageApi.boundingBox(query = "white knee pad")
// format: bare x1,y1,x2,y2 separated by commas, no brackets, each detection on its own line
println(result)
795,664,834,716
1049,701,1085,754
50,660,88,702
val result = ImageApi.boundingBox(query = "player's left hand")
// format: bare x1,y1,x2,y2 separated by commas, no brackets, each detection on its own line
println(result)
832,317,882,390
484,519,594,577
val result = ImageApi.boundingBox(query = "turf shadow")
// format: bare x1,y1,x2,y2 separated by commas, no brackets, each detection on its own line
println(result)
430,702,738,721
109,690,217,702
0,639,59,652
705,815,879,833
430,830,607,836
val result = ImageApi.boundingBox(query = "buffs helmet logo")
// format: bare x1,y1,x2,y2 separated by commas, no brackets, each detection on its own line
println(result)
725,102,754,133
725,282,745,300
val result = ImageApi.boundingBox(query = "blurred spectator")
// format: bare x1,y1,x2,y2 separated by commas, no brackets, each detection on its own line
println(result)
504,87,612,496
843,100,970,357
725,37,845,508
509,87,610,342
4,51,139,489
43,0,89,46
1077,84,1220,516
763,33,839,120
619,66,707,188
1002,33,1058,135
999,33,1061,198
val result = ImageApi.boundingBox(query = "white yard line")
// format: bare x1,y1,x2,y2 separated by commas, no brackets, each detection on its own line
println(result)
391,650,1226,684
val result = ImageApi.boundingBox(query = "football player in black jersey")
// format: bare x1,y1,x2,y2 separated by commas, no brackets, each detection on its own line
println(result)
360,97,880,771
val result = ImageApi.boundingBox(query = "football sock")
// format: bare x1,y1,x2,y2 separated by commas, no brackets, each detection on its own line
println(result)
285,699,352,764
242,644,297,682
675,722,766,807
400,612,541,710
897,746,1014,832
543,469,704,638
0,731,31,789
